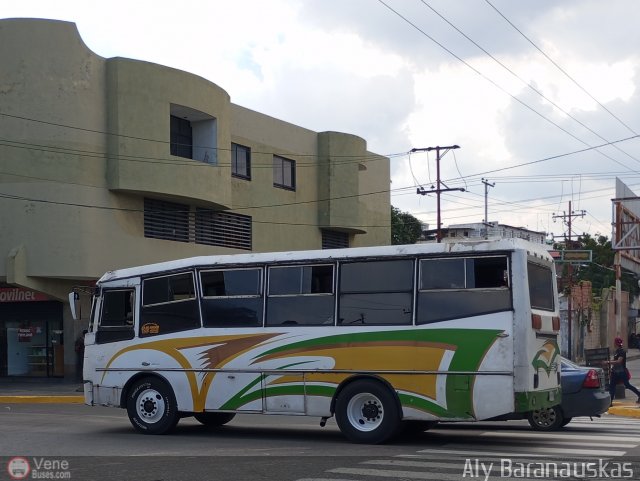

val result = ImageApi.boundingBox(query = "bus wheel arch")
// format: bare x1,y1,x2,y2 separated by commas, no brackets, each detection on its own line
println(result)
333,376,402,444
193,412,236,427
125,375,180,435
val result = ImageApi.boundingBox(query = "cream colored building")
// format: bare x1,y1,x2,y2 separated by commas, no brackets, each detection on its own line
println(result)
0,18,390,379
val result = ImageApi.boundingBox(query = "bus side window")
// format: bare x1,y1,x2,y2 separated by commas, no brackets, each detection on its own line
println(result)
96,289,135,344
338,259,413,326
266,264,335,326
140,272,200,337
417,256,511,324
200,268,263,327
527,261,554,311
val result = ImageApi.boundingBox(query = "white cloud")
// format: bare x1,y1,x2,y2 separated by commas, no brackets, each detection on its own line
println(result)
3,0,640,237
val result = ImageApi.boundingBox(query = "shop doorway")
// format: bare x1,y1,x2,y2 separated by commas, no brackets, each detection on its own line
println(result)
3,320,63,377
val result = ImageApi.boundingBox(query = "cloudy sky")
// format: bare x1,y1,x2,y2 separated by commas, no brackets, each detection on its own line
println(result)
4,0,640,240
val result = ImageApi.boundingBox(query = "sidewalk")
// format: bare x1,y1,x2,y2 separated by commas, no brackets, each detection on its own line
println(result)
0,378,84,404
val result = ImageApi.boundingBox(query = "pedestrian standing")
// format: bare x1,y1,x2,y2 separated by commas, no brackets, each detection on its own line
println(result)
608,336,640,404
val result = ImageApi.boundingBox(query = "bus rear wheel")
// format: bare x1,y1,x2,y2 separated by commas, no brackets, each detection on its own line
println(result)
335,380,400,444
126,377,179,435
194,412,236,427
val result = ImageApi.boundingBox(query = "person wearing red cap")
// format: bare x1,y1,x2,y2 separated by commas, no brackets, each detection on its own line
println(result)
607,336,640,404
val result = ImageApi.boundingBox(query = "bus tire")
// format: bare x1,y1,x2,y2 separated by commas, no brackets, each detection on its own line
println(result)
126,377,179,435
194,412,236,427
527,405,564,431
335,380,401,444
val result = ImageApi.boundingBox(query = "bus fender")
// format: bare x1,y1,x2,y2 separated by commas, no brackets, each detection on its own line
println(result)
119,372,174,409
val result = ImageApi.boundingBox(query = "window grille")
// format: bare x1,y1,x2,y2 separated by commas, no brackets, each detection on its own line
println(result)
144,198,252,250
196,209,252,250
321,230,349,249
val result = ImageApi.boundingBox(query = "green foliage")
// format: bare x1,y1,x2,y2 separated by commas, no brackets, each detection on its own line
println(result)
571,234,639,298
391,206,422,245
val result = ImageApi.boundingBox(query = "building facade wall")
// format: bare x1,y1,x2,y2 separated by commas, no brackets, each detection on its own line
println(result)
0,18,391,380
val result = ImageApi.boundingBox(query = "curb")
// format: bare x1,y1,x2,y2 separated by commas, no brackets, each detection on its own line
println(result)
0,395,84,404
608,402,640,419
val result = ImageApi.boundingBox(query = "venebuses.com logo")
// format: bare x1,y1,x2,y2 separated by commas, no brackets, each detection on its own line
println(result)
6,457,71,480
6,457,30,480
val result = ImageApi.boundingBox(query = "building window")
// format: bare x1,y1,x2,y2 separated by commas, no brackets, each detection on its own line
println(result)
273,155,295,190
144,198,189,243
232,143,251,180
170,104,218,163
322,230,349,249
195,209,252,250
170,115,193,159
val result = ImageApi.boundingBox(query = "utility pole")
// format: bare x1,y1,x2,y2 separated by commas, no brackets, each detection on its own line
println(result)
552,201,586,360
413,145,463,242
481,178,495,238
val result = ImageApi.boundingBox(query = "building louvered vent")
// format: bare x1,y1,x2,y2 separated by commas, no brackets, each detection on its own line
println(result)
195,208,252,250
321,230,349,249
144,198,190,242
144,198,252,250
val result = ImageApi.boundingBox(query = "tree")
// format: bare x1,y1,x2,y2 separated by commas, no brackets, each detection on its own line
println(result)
391,206,422,245
572,234,639,298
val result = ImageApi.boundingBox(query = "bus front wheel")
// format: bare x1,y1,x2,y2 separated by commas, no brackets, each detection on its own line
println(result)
335,380,400,444
126,377,179,435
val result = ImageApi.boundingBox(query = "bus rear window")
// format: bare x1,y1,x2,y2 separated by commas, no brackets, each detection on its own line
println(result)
528,262,554,311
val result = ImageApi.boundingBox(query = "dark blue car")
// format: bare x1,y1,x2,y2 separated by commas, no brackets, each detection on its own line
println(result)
527,357,611,430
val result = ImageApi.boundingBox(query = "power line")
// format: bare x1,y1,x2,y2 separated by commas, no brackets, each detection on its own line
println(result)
0,138,401,169
484,0,639,137
377,0,639,173
0,112,404,166
419,0,640,167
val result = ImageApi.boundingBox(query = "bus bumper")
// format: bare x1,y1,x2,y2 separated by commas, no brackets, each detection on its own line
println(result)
84,381,94,406
514,387,561,412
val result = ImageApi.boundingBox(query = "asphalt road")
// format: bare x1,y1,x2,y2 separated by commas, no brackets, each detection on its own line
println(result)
2,404,640,481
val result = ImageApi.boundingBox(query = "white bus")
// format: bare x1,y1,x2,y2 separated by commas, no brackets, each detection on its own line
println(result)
71,239,560,444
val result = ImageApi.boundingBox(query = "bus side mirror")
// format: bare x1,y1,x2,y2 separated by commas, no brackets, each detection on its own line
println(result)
69,292,80,320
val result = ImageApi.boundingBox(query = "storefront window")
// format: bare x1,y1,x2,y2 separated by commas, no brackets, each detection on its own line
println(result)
0,301,64,377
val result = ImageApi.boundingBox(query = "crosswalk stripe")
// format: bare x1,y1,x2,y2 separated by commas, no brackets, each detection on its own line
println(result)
569,419,640,428
453,445,626,457
479,431,640,443
297,478,360,481
412,446,627,457
363,459,465,469
328,467,461,480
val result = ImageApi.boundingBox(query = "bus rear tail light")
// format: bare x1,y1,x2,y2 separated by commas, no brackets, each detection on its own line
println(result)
531,314,542,330
552,316,560,331
582,369,600,388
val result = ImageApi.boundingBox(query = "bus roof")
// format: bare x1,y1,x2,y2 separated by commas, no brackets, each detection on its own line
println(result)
98,238,553,283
